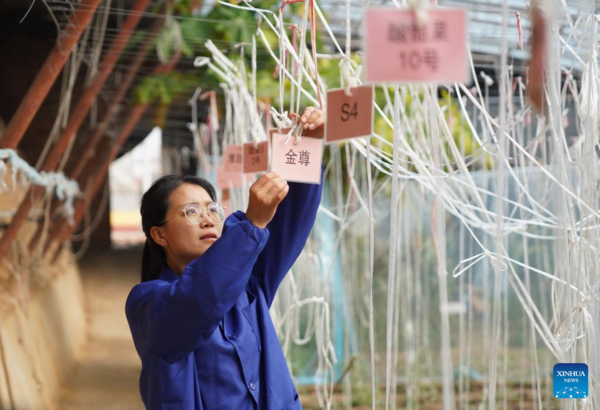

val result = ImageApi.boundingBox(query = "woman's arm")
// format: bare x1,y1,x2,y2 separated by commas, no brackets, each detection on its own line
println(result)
126,211,268,363
252,107,325,307
252,179,322,307
126,172,288,363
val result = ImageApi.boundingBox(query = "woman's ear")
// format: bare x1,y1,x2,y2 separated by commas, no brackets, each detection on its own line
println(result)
150,226,168,247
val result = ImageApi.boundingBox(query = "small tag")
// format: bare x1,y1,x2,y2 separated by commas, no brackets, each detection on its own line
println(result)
326,85,374,143
243,141,269,173
270,133,322,185
216,166,245,189
364,8,469,84
223,145,243,172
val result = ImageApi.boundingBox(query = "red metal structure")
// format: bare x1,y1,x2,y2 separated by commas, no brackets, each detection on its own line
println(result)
1,0,103,149
0,0,151,262
69,17,165,181
27,18,165,253
45,52,182,257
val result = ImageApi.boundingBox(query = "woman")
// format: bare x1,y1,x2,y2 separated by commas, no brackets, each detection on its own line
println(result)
126,107,324,409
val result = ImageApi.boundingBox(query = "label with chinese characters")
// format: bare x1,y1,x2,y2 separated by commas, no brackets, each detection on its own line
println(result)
270,133,323,185
326,85,374,143
243,141,269,173
364,8,469,84
223,145,243,172
216,166,245,189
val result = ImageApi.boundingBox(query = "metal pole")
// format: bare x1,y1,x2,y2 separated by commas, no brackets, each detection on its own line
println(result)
75,51,180,195
0,0,150,262
47,103,149,258
28,18,164,253
46,53,181,257
69,16,164,181
1,0,103,149
38,0,151,174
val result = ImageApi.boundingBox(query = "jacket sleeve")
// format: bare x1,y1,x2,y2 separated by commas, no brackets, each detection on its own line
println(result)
125,211,269,363
252,175,323,307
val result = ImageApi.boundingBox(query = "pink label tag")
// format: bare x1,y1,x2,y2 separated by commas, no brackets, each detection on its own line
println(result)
270,133,323,185
216,166,245,189
243,141,269,173
326,85,374,143
364,8,469,84
223,145,243,172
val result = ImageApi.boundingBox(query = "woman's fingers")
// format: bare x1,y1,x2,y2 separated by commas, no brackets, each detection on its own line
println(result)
287,106,325,137
246,173,288,228
277,184,290,201
300,106,315,120
263,176,288,204
289,107,323,127
253,172,278,190
252,173,287,200
300,107,316,129
305,109,323,130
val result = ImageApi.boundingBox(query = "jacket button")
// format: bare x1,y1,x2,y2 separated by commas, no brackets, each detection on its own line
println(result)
228,332,237,340
249,383,256,390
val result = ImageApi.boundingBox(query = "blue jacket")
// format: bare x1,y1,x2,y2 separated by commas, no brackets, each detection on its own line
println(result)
126,180,322,409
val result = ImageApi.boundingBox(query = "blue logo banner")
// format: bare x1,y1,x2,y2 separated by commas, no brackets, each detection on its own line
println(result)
553,363,588,399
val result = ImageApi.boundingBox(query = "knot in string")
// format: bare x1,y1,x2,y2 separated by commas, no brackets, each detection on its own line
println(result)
407,0,428,27
339,55,362,96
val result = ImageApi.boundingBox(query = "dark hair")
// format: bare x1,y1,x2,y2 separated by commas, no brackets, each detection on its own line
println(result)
140,174,217,282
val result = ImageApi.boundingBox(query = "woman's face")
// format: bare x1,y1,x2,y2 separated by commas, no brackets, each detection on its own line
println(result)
153,183,224,265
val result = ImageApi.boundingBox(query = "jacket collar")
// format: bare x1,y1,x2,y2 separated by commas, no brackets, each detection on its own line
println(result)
158,265,180,283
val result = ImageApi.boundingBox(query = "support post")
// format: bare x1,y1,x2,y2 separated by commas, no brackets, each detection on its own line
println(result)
0,0,151,262
69,16,164,180
47,103,149,258
46,52,181,257
28,18,164,253
1,0,103,149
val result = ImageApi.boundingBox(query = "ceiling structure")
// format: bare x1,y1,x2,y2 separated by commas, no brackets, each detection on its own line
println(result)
2,0,598,169
1,0,209,170
322,0,600,69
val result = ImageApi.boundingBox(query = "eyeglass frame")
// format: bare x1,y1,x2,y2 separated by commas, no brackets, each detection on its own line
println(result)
160,202,227,225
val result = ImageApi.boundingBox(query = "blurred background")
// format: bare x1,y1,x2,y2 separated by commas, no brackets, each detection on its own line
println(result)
0,0,597,409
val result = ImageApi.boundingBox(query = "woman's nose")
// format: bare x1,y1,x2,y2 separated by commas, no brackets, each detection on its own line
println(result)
200,213,214,228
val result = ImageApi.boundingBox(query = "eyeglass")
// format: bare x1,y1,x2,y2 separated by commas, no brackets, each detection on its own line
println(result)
161,202,226,225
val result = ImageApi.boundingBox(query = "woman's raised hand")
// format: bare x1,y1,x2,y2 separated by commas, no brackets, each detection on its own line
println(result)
245,173,290,229
289,107,325,138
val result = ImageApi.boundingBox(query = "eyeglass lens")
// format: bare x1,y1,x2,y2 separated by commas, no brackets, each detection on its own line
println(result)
184,203,225,224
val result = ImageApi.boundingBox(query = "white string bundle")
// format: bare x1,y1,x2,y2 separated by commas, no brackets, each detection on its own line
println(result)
190,0,600,408
0,150,81,224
